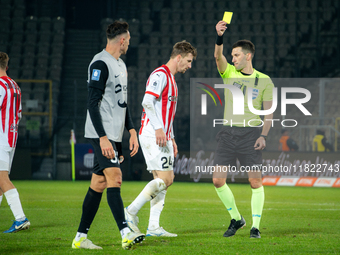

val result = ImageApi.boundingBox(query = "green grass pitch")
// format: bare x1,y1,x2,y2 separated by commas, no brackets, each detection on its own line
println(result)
0,181,339,254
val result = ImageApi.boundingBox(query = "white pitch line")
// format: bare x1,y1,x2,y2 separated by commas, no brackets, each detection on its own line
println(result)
264,208,340,211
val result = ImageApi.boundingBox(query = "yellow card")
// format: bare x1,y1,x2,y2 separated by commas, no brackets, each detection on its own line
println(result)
223,11,233,24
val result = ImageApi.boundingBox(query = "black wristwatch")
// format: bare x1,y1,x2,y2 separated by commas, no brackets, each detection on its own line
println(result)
260,135,267,140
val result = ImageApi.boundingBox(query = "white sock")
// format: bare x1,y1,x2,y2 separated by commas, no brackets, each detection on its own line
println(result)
148,190,166,230
75,232,87,242
0,194,3,206
4,188,25,221
120,227,131,239
127,178,166,215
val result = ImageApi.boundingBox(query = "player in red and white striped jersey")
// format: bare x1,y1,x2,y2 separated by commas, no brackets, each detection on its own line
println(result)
0,73,21,148
139,64,178,141
0,52,30,233
125,41,197,237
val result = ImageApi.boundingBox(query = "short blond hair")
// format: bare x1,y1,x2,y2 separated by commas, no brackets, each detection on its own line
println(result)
0,52,9,70
170,41,197,59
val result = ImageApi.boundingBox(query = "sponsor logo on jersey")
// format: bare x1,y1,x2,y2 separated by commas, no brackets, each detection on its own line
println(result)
168,95,178,102
91,69,101,81
115,84,127,93
10,124,18,132
232,82,242,89
115,84,122,93
4,81,14,89
118,100,127,108
242,80,250,83
252,89,259,99
115,84,127,107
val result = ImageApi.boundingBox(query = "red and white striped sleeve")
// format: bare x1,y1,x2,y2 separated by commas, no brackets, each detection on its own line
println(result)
145,69,167,98
0,82,6,107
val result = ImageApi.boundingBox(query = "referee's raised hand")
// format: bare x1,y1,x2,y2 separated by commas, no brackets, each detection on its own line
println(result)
216,21,227,36
99,136,115,159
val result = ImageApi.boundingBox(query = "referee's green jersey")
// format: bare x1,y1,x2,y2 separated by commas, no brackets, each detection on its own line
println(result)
220,63,274,127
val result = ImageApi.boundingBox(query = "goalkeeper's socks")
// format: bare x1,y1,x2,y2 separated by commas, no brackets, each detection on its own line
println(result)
215,183,241,221
77,187,102,234
251,186,265,229
127,178,166,215
107,187,129,231
148,190,167,230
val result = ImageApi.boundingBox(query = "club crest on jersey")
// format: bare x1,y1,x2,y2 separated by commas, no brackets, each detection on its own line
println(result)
252,88,259,99
91,69,101,81
115,71,125,78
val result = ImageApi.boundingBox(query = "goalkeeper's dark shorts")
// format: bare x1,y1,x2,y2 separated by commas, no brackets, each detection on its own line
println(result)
214,126,262,170
88,138,120,176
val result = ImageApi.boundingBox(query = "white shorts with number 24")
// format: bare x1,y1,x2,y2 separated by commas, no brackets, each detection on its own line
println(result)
139,135,174,172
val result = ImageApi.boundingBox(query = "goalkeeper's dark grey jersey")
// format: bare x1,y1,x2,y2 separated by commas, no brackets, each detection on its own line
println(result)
84,49,128,142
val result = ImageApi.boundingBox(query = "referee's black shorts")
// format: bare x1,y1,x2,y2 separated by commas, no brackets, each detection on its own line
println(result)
88,138,120,176
214,126,262,168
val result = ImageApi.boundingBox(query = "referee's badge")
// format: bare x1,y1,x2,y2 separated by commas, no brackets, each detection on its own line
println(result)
91,69,101,81
252,88,259,99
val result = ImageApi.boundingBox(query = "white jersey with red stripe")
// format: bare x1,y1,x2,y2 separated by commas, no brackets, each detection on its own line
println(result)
0,76,22,148
139,65,178,140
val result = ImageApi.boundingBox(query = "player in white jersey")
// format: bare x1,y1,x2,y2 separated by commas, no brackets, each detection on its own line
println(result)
0,52,30,233
125,41,197,238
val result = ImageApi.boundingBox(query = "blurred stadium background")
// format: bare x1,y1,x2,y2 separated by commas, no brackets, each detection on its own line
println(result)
0,0,339,181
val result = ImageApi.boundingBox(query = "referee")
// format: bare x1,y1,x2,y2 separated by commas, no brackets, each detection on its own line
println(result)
212,20,274,239
72,21,144,250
